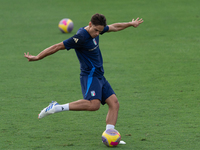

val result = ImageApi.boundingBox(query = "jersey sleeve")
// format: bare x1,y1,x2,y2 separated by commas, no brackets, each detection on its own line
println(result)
63,33,85,50
100,25,109,35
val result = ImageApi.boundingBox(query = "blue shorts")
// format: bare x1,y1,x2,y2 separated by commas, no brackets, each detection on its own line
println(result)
80,76,115,105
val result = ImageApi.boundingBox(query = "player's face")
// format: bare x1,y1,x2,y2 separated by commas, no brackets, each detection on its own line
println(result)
88,22,104,38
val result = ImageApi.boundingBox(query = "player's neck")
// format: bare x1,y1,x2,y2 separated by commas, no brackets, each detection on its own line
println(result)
84,26,92,37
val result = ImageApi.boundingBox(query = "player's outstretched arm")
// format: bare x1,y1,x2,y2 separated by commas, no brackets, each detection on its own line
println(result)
24,42,65,61
108,17,143,32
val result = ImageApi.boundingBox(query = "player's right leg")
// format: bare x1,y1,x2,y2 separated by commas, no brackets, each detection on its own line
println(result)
38,75,102,119
38,99,101,119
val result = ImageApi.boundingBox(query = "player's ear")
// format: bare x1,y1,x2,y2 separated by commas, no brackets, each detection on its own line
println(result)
89,21,92,27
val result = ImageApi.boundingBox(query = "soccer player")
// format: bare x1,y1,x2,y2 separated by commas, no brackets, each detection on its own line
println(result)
24,13,143,144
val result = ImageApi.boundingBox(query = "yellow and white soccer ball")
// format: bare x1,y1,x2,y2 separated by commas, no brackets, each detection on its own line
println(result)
102,129,121,147
58,18,74,33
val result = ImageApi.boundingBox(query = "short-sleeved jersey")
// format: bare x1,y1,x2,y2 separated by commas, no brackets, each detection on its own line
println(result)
63,26,109,77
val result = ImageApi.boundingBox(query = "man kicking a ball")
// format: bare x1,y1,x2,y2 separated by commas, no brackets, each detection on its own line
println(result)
24,13,143,144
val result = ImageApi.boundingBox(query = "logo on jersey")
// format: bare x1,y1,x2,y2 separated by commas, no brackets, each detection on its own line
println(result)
91,91,96,96
89,45,98,51
73,38,79,43
93,39,97,45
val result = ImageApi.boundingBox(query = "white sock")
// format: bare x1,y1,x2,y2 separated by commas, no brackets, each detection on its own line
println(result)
106,124,115,130
54,103,69,113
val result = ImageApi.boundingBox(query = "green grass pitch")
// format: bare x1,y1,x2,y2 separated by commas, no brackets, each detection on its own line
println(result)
0,0,200,149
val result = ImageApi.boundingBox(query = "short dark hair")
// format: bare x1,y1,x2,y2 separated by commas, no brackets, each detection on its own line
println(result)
91,13,107,27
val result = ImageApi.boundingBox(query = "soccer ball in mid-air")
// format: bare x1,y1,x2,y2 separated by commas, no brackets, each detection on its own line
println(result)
102,129,121,147
58,18,74,33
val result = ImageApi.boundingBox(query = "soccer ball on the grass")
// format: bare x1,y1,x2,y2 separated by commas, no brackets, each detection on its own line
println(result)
102,129,121,147
58,18,74,33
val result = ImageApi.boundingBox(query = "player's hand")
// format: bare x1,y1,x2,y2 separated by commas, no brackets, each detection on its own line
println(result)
24,52,38,61
131,18,143,27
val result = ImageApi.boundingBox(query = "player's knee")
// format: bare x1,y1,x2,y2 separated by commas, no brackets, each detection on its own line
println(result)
89,100,100,111
106,96,119,110
91,105,100,111
114,99,119,110
89,104,100,111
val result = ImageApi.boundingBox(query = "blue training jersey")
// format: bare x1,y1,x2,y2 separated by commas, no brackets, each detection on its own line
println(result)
63,26,109,77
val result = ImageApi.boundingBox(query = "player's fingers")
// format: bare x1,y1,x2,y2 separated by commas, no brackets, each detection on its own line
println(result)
139,18,143,22
24,52,30,58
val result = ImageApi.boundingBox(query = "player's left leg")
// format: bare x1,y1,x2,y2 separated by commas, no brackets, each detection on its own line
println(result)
105,94,119,126
105,94,126,145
